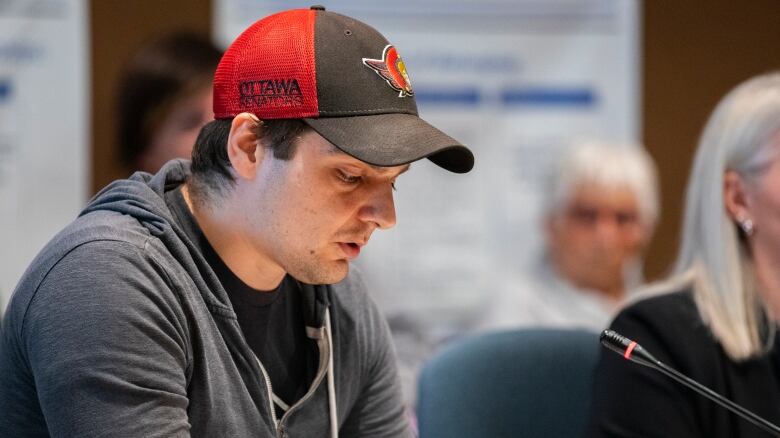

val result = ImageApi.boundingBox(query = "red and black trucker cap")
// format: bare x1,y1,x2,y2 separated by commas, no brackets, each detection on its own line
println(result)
213,5,474,173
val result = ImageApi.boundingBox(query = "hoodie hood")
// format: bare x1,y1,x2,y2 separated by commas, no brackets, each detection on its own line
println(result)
81,159,236,312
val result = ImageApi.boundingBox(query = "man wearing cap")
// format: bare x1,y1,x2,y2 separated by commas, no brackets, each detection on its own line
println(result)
0,6,473,438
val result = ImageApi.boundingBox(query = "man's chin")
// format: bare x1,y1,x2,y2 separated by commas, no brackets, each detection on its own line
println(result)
325,261,350,284
292,260,350,285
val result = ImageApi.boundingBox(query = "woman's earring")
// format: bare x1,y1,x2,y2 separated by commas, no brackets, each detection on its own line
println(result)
737,217,754,236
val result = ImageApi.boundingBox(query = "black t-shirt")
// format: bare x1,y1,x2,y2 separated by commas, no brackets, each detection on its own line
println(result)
165,186,318,415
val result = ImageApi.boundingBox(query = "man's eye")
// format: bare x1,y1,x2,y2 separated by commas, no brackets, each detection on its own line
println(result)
337,170,361,184
615,212,638,226
569,207,598,224
391,182,397,191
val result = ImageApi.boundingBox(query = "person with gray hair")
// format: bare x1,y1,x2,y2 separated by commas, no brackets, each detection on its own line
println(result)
587,72,780,437
484,141,659,332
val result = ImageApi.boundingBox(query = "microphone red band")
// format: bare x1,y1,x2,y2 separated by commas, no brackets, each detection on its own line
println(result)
624,341,638,360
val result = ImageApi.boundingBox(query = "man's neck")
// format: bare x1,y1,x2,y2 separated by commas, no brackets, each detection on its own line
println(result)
181,184,285,291
595,283,626,303
549,261,626,303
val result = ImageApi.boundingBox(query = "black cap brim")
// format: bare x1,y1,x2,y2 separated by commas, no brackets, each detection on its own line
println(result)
303,113,474,173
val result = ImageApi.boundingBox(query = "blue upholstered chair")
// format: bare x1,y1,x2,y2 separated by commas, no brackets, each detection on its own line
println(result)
416,328,600,438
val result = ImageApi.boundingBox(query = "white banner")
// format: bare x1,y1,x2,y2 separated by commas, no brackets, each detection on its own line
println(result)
0,0,89,313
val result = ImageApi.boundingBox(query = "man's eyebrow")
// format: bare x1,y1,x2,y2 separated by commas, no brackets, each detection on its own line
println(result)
386,164,411,176
324,143,412,175
363,163,411,176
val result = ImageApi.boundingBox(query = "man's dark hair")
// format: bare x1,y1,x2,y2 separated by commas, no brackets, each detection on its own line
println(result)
189,118,310,206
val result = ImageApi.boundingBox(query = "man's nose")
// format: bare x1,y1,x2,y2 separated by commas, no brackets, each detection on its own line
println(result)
594,217,622,243
357,184,397,230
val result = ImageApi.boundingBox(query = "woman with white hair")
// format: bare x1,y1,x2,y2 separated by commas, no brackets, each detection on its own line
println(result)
586,72,780,437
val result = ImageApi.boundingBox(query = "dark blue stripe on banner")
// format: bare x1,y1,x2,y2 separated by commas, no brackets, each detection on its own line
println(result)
0,80,10,101
414,88,481,106
501,88,595,107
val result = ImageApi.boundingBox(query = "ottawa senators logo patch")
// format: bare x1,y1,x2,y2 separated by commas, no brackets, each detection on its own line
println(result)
362,45,414,97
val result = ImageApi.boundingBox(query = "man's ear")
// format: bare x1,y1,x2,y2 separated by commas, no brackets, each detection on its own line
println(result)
723,170,752,221
227,112,264,180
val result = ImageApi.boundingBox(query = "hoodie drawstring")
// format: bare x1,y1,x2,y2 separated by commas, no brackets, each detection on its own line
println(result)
325,307,338,438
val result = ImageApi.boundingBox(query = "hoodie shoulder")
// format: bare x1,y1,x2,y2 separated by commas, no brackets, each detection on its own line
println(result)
3,217,172,342
330,265,376,318
329,265,393,357
4,167,186,341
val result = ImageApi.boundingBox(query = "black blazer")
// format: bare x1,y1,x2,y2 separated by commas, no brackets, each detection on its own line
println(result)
585,289,780,438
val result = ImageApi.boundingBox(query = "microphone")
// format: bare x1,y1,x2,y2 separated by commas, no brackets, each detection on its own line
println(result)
600,329,780,436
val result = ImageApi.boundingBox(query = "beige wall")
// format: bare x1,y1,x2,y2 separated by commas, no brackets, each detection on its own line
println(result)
642,1,780,279
89,0,780,279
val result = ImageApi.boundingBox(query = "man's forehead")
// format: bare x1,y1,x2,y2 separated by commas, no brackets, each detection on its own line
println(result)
570,185,639,203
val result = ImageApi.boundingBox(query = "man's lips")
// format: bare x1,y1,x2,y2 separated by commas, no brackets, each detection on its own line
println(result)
338,242,363,259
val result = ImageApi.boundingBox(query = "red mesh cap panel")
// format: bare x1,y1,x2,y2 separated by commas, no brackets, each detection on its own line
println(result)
213,9,319,119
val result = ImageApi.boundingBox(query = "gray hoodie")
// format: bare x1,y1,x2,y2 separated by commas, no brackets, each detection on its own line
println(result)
0,160,411,437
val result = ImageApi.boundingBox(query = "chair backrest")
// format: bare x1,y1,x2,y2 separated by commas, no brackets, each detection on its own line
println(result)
416,328,600,438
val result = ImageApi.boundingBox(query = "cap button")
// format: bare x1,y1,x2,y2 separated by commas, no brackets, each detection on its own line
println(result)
310,5,326,10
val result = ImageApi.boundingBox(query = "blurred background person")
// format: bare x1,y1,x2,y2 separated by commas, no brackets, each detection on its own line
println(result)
586,72,780,437
116,32,222,174
484,141,659,332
